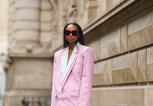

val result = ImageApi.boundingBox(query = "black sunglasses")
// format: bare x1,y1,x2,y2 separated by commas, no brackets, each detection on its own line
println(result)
64,30,79,36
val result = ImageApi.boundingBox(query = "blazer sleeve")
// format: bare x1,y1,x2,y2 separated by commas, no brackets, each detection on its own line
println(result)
51,54,57,106
78,48,94,106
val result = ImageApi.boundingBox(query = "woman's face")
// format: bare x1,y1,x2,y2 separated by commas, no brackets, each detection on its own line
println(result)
64,24,79,44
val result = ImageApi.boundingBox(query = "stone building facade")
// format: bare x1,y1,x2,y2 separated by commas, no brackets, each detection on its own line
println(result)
4,0,153,106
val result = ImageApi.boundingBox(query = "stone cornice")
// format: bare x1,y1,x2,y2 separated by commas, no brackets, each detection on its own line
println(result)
9,52,53,59
83,0,153,43
10,0,153,58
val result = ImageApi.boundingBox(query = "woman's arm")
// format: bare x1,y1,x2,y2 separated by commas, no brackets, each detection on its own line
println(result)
78,48,94,106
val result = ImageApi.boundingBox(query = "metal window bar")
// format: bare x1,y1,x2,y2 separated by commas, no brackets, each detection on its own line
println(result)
21,96,50,106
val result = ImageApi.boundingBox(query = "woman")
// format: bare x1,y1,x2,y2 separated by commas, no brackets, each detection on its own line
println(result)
51,23,94,106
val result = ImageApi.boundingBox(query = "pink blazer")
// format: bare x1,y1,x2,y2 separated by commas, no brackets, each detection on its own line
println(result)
51,43,94,106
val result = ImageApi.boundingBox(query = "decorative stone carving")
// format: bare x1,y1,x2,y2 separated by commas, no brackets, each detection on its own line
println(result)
62,0,80,22
3,62,10,72
25,44,33,53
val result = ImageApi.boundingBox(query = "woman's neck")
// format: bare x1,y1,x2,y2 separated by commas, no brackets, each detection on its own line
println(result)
69,42,77,50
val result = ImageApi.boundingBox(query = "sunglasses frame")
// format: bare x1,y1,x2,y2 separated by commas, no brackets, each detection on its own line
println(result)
64,30,79,36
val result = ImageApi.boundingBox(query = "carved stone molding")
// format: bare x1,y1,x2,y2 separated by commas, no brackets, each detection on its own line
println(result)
84,0,153,44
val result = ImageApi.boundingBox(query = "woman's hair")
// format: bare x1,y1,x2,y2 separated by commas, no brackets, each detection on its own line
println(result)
63,23,85,48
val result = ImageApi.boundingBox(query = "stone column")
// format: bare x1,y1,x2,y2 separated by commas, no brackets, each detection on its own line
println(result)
40,0,52,49
4,0,53,106
9,0,40,53
40,0,58,53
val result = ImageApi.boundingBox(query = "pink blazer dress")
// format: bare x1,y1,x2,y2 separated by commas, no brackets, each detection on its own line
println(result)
51,42,94,106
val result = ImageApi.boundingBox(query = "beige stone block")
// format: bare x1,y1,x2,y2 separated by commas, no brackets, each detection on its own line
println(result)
149,88,153,106
14,59,52,89
113,0,123,5
50,36,62,52
8,0,15,5
128,10,153,34
97,0,107,16
106,0,114,10
92,87,147,106
128,26,153,50
81,9,88,26
87,7,97,23
8,5,15,14
147,47,153,81
15,8,39,21
138,49,148,82
112,52,137,84
86,1,98,9
147,47,153,65
128,10,153,50
92,89,112,106
128,89,145,106
151,8,153,23
41,0,52,10
93,60,112,86
14,30,39,41
40,11,52,22
120,25,128,53
9,13,15,21
40,22,52,32
111,89,128,106
100,28,120,59
85,1,98,22
88,41,101,61
15,0,40,9
40,32,52,48
14,21,39,30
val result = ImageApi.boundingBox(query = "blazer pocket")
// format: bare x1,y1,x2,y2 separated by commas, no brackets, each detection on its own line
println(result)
70,90,80,97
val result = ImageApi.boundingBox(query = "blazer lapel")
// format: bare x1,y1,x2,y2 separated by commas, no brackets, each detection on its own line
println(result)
60,47,68,83
60,43,81,91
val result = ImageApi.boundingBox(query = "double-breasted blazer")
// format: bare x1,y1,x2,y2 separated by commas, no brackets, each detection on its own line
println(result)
51,42,94,106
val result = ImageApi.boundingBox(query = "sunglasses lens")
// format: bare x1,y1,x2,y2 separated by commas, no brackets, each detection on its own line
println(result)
64,30,70,35
64,30,79,36
72,31,78,36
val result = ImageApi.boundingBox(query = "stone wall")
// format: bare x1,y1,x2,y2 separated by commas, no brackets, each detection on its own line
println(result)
84,0,153,106
5,0,153,106
56,0,153,106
